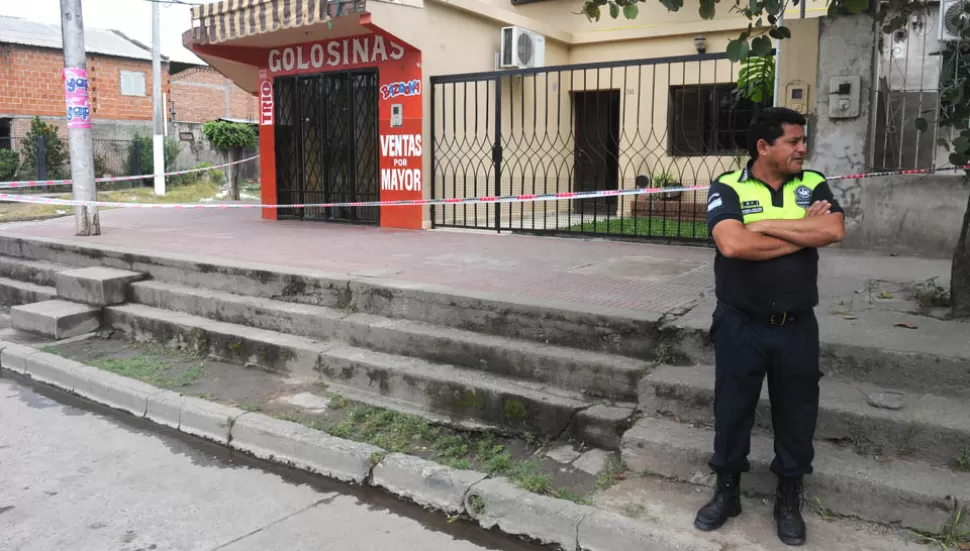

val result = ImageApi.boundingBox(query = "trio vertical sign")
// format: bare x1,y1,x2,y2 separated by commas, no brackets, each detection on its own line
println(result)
258,69,273,126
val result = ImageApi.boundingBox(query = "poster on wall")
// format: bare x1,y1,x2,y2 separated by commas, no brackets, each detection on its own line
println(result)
63,68,92,129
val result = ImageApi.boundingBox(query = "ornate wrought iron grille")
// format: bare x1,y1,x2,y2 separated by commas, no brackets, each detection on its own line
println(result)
274,70,379,224
430,52,763,244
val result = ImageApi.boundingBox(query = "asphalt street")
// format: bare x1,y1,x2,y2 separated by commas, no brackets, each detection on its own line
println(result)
0,373,546,551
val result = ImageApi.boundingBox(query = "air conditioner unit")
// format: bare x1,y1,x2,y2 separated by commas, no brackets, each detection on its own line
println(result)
939,0,970,42
500,26,545,69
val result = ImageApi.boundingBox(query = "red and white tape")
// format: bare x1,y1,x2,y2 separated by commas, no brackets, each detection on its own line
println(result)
0,163,966,211
0,155,260,190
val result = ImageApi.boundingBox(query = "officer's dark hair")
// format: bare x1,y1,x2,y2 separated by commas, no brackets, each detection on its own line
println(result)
747,107,807,160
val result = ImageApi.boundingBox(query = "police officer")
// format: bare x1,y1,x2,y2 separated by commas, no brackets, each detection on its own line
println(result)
694,107,845,546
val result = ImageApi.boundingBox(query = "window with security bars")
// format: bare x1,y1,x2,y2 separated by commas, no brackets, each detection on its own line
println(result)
669,85,763,156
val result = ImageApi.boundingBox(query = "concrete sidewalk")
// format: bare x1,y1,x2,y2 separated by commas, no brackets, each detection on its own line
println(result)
1,208,965,359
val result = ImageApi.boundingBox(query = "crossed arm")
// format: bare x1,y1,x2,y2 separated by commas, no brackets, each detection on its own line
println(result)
708,186,846,261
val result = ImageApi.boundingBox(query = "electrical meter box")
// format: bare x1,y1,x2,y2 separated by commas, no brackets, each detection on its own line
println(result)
828,75,861,119
785,82,809,114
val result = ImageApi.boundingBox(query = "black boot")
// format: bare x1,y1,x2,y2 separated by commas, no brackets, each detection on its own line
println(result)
774,476,806,546
693,471,742,531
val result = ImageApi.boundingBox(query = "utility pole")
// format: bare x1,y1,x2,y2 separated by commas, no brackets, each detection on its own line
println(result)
152,0,166,195
59,0,99,236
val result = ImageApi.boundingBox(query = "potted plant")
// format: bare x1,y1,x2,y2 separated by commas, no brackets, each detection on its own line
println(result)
653,170,682,201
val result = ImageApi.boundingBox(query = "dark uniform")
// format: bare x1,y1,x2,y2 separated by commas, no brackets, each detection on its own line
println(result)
705,162,842,479
697,161,844,545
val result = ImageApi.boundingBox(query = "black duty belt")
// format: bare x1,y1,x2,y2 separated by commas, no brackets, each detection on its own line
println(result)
719,301,808,327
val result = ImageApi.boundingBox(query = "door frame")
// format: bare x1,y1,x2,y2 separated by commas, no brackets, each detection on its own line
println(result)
572,89,621,216
273,68,380,224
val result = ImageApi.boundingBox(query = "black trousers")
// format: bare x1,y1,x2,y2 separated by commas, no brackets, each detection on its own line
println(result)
708,301,821,478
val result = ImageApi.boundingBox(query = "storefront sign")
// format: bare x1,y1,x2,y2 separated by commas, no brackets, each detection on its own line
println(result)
258,69,274,126
63,67,91,129
267,35,406,75
257,31,424,230
380,133,422,192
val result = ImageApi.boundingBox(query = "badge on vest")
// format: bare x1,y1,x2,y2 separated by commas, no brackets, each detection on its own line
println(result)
741,199,763,215
794,185,812,208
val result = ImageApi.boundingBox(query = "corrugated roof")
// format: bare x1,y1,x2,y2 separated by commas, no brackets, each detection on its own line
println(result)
0,15,154,61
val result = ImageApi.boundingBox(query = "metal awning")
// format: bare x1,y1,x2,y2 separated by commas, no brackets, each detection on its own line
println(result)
191,0,367,46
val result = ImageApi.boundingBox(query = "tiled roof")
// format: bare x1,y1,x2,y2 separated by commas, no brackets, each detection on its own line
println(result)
0,15,155,61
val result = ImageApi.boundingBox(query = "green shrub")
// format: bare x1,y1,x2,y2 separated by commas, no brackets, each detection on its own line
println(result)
125,134,181,183
0,149,19,181
19,117,68,179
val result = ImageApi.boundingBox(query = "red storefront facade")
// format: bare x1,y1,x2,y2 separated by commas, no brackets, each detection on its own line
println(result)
187,11,424,230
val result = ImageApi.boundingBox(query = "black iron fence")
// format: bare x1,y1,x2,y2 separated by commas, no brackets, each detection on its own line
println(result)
430,52,766,243
0,134,154,191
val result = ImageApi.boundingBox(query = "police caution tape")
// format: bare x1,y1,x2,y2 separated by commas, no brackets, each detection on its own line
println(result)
0,155,261,190
0,164,967,211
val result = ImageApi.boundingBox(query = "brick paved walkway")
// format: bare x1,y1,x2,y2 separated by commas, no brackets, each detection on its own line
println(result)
0,208,953,322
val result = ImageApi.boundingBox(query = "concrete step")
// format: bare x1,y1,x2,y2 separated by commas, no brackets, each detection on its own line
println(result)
105,303,332,377
674,309,970,399
1,236,660,360
0,277,57,307
104,302,633,446
317,345,593,440
641,365,970,469
129,280,646,400
11,299,101,340
0,256,66,286
620,416,970,530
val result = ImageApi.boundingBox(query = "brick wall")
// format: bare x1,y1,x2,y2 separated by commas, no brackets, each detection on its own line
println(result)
0,44,170,135
170,66,256,124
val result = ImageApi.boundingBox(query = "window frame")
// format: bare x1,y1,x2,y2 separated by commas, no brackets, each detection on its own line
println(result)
667,83,764,157
120,70,147,97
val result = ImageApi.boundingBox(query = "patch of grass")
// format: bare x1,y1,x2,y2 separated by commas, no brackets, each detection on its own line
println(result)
913,277,951,311
0,179,223,222
44,343,205,390
568,217,709,239
596,454,628,490
953,446,970,473
622,503,647,518
468,494,486,515
273,411,303,423
910,502,970,550
328,395,349,410
240,404,262,413
317,403,593,503
555,488,594,506
810,497,835,521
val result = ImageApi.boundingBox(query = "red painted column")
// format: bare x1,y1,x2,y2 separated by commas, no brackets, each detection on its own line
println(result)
377,50,423,230
257,69,277,220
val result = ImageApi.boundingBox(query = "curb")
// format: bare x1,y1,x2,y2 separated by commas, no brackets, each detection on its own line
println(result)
0,342,717,551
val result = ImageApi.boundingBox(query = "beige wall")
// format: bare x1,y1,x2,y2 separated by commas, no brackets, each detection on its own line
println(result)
441,0,830,41
365,0,822,226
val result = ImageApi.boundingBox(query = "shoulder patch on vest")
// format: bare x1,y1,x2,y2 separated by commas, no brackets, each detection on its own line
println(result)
800,170,827,186
713,170,740,184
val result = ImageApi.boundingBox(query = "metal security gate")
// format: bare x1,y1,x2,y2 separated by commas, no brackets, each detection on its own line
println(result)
429,52,762,244
274,70,379,223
